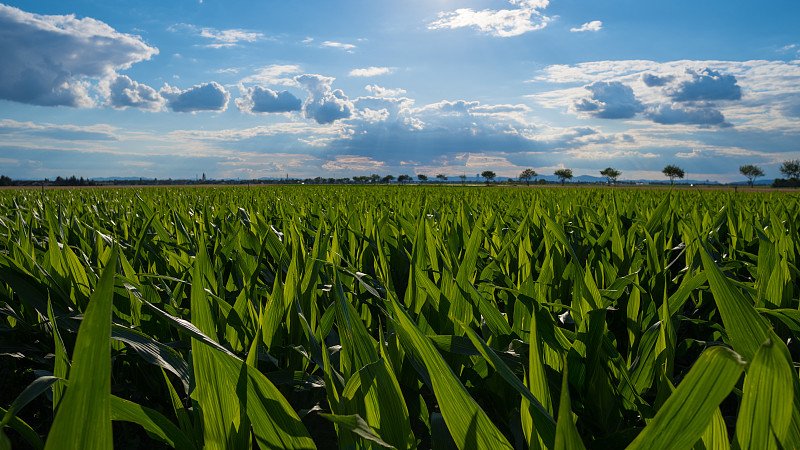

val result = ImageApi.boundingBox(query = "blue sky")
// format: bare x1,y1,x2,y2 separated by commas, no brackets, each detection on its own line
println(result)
1,0,799,182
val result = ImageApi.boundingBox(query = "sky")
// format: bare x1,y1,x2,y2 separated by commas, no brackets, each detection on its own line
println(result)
1,0,799,182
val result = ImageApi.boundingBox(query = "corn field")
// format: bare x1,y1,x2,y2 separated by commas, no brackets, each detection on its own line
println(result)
1,186,799,449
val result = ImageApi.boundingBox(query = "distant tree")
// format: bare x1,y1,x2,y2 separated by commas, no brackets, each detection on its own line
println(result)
459,174,467,185
369,173,381,183
481,170,496,184
739,164,764,187
779,160,800,182
417,174,428,182
0,175,13,186
600,167,621,185
381,174,395,183
662,165,685,185
397,174,411,184
436,174,448,182
519,168,537,186
554,168,573,185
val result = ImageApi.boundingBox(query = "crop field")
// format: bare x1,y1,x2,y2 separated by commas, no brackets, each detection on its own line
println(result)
1,185,800,449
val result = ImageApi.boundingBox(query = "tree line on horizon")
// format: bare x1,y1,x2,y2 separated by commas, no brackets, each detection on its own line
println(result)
2,160,799,188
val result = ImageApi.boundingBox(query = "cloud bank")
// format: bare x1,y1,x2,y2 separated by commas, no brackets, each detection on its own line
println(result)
531,60,789,129
0,4,158,107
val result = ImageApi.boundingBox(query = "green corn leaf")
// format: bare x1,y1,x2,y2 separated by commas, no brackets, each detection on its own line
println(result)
110,395,196,450
699,245,771,363
734,333,794,450
554,360,585,450
206,343,317,449
627,346,745,450
0,405,43,450
46,299,69,409
319,414,396,449
699,408,730,450
388,294,513,450
459,322,556,447
190,243,250,450
341,359,415,449
0,376,59,429
44,247,117,450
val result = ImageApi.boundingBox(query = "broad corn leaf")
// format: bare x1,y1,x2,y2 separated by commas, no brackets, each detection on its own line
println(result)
554,361,585,450
388,294,513,450
627,346,745,450
44,247,117,450
734,333,794,449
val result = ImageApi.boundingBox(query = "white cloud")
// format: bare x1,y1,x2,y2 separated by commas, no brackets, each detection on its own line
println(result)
322,41,356,52
349,67,392,77
322,155,385,172
235,87,302,114
573,81,643,119
665,68,741,101
101,75,164,111
570,21,603,32
0,119,120,141
531,59,800,130
644,104,728,126
364,85,407,97
428,0,551,37
169,23,263,48
0,4,157,107
295,74,353,124
160,82,230,113
240,65,301,86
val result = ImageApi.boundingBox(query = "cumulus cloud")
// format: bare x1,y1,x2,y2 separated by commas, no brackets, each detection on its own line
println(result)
570,21,602,32
169,23,263,48
235,87,302,114
645,104,729,126
353,96,418,127
102,75,164,111
160,82,230,113
295,74,353,124
364,85,407,97
349,67,392,77
0,4,158,107
428,0,551,37
573,81,643,119
666,68,742,102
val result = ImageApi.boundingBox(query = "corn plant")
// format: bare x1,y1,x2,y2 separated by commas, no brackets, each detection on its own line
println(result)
0,186,798,449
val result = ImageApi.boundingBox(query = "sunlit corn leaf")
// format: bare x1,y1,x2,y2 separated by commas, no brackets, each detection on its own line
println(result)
627,346,745,450
44,247,118,450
